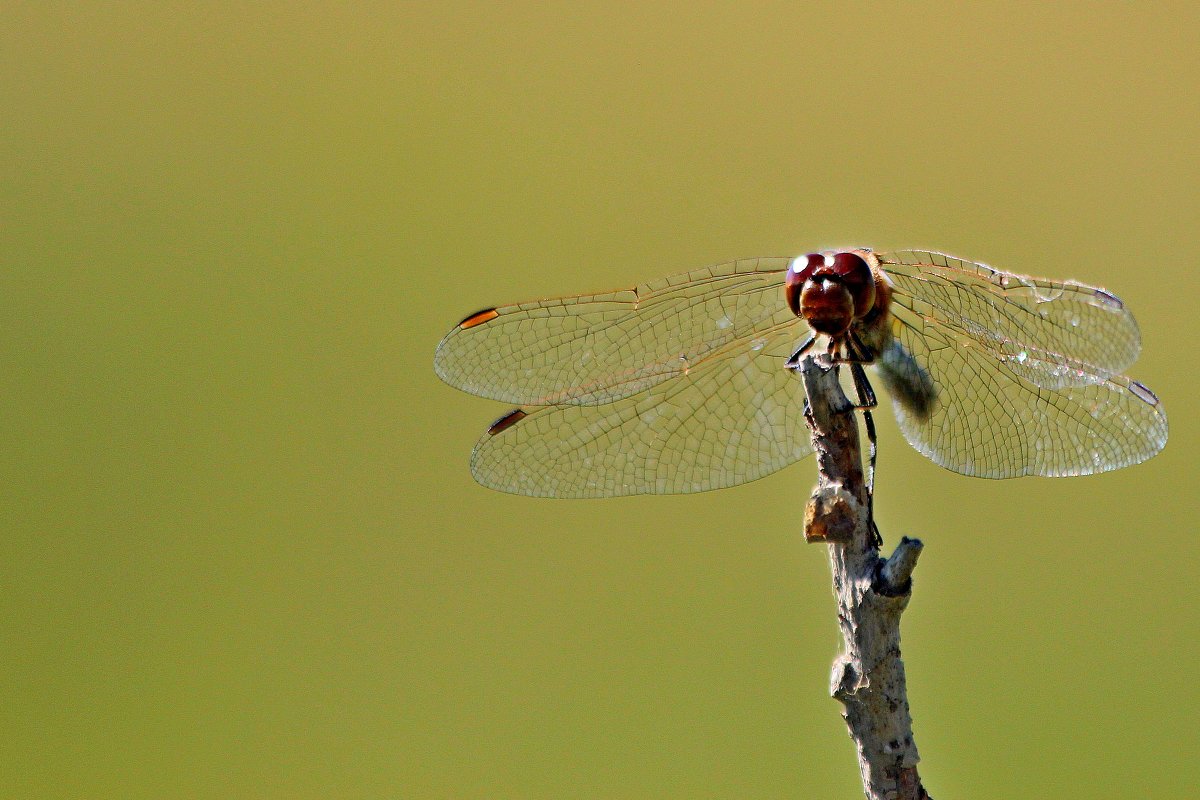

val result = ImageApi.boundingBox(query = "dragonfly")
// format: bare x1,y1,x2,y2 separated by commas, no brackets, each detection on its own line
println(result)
434,248,1167,498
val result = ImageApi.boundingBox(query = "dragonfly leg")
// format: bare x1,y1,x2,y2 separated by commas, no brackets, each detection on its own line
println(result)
785,331,817,371
847,363,880,546
833,330,880,367
860,405,881,547
845,336,881,548
847,362,878,410
844,335,878,411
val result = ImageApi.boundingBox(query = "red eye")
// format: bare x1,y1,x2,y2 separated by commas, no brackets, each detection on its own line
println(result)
830,252,875,318
785,253,822,316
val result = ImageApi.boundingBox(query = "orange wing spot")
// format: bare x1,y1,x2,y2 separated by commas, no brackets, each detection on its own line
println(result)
487,408,527,436
459,308,499,329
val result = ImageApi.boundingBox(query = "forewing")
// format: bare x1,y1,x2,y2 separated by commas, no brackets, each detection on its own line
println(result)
434,258,795,406
468,328,812,497
884,307,1167,478
878,249,1141,386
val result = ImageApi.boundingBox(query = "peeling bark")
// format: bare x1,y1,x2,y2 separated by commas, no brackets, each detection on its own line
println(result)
799,354,931,800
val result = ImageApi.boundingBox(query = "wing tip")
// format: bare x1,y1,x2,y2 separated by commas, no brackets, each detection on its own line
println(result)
1127,379,1160,408
458,308,499,329
487,408,527,435
1091,288,1125,311
433,308,502,389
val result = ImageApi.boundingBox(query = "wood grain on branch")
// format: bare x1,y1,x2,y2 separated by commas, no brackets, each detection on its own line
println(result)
798,353,931,800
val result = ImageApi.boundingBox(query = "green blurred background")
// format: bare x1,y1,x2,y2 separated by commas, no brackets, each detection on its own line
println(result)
2,3,1196,798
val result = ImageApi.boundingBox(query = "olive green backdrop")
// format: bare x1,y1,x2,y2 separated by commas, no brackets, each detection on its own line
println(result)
3,3,1196,798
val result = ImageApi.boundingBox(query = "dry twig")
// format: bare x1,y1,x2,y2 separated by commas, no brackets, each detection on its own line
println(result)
799,353,931,800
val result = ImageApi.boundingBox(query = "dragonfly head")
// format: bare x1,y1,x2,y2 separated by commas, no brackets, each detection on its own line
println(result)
786,250,876,336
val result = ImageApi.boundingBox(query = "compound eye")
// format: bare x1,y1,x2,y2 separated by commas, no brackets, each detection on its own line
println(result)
785,253,822,316
830,251,875,318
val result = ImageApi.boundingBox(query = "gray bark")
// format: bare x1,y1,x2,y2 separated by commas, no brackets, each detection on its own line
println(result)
798,354,931,800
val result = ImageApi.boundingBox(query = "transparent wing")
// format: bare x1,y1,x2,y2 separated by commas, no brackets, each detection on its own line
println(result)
883,305,1168,478
878,249,1141,385
434,258,795,406
468,327,812,497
